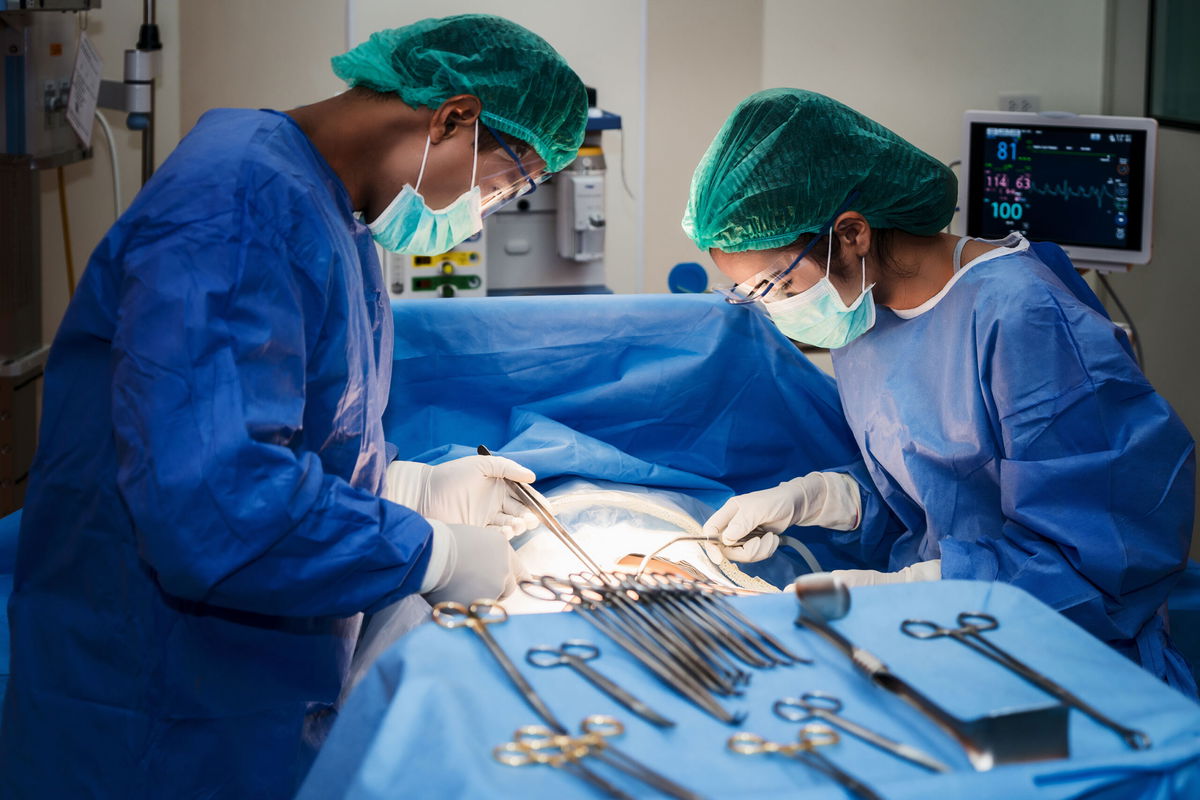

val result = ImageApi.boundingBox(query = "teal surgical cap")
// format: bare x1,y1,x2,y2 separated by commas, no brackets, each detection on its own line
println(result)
331,14,588,173
683,88,957,252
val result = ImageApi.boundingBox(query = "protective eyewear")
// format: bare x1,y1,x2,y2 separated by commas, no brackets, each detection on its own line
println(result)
713,191,861,305
478,122,552,217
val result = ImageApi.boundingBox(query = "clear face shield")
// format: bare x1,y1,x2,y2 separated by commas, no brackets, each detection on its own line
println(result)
712,191,862,305
477,123,552,217
714,243,823,305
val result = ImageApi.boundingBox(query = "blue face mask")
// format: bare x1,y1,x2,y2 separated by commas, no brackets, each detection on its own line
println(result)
368,123,483,256
763,236,876,349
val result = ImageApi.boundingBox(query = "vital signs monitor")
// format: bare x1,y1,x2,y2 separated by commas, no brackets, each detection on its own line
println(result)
959,111,1157,268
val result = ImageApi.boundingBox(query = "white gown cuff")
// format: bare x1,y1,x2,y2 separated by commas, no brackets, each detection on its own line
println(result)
829,559,941,587
418,520,456,593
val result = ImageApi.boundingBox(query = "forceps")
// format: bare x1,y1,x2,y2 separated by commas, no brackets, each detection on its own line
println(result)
527,640,676,728
520,576,747,724
773,692,951,773
477,444,607,576
728,724,884,800
901,612,1151,750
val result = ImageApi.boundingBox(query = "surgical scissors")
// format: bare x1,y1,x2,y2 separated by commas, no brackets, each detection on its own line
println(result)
494,716,636,800
901,612,1151,750
526,640,676,728
773,692,951,773
433,600,568,732
728,724,884,800
435,602,704,800
499,716,706,800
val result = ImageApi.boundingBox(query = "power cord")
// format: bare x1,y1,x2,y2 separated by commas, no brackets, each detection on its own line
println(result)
94,109,123,218
1097,272,1145,370
56,167,76,297
617,126,635,201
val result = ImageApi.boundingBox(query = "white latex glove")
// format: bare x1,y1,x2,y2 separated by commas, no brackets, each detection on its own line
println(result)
385,455,539,538
419,521,529,605
828,559,941,587
703,472,862,562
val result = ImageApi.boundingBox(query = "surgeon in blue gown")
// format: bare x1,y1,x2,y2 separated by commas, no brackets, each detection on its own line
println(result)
0,15,587,799
686,89,1197,694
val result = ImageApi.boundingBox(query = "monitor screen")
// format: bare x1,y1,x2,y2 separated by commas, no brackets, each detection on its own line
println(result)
964,121,1147,253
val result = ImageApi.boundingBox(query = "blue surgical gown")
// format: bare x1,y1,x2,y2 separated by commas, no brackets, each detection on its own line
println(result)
829,240,1197,693
0,110,434,798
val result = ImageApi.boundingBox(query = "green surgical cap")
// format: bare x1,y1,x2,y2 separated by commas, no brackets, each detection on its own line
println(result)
683,89,957,252
331,14,587,173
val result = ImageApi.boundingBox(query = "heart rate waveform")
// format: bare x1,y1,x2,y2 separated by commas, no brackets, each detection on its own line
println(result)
1025,179,1120,210
985,174,1121,210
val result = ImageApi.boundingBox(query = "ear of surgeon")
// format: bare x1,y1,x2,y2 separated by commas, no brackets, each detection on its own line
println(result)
711,212,876,305
361,94,548,255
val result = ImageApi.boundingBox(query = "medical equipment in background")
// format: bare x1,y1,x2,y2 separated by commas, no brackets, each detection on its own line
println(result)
489,88,619,296
958,110,1157,367
383,229,487,299
0,0,159,514
1,3,89,514
792,573,1070,771
381,88,620,299
958,110,1157,273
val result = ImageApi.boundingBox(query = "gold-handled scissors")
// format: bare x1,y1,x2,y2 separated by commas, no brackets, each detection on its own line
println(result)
433,600,568,733
497,716,706,800
495,716,635,800
773,692,951,772
728,724,884,800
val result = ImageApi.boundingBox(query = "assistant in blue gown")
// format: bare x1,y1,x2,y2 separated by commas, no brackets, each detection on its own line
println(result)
0,109,436,798
829,236,1197,694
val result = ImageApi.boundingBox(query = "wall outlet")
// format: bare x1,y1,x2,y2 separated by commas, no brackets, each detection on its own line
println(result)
998,93,1041,113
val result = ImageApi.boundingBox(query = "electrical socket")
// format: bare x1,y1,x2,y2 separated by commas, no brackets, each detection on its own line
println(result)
998,93,1041,113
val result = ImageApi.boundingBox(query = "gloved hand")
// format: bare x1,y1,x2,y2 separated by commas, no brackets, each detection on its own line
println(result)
419,521,529,605
703,472,861,563
385,455,539,538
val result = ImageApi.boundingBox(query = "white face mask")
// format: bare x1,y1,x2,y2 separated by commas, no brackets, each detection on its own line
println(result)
763,235,877,348
368,122,483,256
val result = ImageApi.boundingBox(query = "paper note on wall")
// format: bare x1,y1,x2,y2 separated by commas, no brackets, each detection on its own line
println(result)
67,30,103,147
